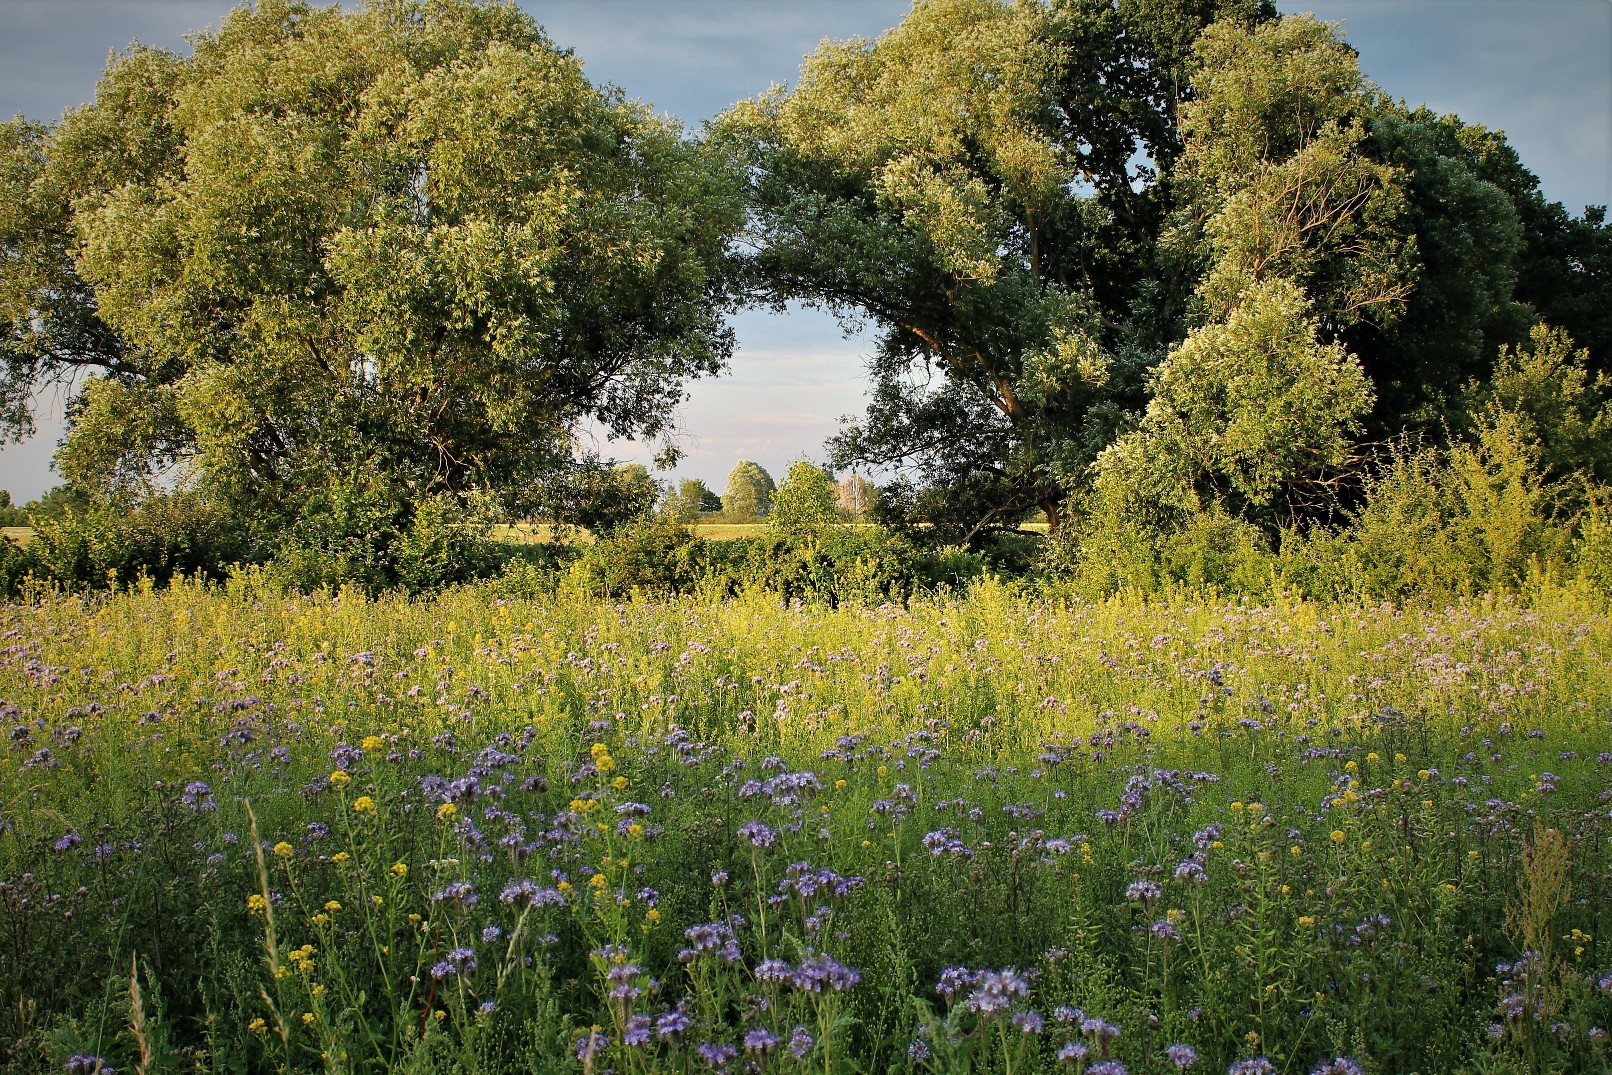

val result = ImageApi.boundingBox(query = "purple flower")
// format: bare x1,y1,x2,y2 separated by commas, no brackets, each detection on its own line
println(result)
1090,1063,1128,1075
499,879,564,908
1168,1044,1200,1069
656,1008,692,1039
1126,879,1161,902
623,1015,653,1047
743,1028,780,1054
1228,1060,1276,1075
432,881,478,908
696,1042,737,1069
54,833,80,852
792,954,862,993
575,1029,609,1061
788,1026,814,1059
1013,1009,1045,1035
1310,1060,1363,1075
64,1058,114,1075
755,958,793,983
937,966,978,998
679,919,743,964
738,821,778,848
908,1037,932,1061
480,925,503,944
1151,919,1183,942
964,968,1030,1016
1057,1041,1090,1063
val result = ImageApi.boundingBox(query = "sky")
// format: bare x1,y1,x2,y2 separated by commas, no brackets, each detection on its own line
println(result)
1,0,1609,502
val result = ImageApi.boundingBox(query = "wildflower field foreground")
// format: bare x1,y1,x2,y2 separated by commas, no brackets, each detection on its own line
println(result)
2,580,1609,1075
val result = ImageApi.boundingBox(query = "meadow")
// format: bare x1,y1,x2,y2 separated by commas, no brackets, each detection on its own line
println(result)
0,577,1608,1075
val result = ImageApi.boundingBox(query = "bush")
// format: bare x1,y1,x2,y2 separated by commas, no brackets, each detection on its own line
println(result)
19,490,247,591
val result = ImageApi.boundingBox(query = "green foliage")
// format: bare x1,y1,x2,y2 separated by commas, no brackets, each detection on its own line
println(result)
1469,323,1612,487
529,460,662,539
721,460,775,522
1,584,1610,1073
2,0,741,558
662,478,721,524
722,0,1275,536
19,489,246,590
0,491,25,528
767,461,839,540
1095,278,1373,521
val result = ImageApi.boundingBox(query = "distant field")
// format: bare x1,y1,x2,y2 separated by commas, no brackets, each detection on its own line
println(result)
0,526,31,545
494,520,1049,543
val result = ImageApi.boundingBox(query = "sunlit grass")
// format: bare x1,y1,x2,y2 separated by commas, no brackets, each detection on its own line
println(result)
0,578,1607,1074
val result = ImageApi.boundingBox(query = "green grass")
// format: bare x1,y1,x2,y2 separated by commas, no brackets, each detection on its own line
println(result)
0,578,1607,1073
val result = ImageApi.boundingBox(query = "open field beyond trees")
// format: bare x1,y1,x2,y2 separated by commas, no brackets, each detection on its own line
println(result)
1,580,1608,1074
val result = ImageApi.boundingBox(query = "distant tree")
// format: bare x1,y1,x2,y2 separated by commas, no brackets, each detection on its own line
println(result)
0,491,25,528
0,0,741,571
531,459,661,536
663,478,720,523
833,474,877,521
721,460,775,521
769,461,839,539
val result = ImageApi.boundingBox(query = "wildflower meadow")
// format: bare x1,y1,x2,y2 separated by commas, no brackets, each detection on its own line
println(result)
1,576,1608,1075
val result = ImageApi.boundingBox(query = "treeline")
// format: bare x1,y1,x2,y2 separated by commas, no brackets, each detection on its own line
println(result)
1,0,1609,604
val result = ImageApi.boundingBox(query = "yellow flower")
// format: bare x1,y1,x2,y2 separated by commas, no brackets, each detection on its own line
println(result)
248,1018,267,1034
877,765,888,776
557,881,573,894
1345,760,1358,772
627,823,645,839
1330,830,1346,844
1246,802,1264,815
437,803,457,822
371,895,383,906
1395,753,1407,764
331,851,350,863
1230,801,1244,812
1468,849,1480,859
329,770,351,786
352,795,376,813
1366,752,1380,763
1418,769,1431,780
594,754,616,774
310,913,328,925
247,894,268,915
433,1010,447,1022
646,908,661,924
390,862,408,878
589,873,607,890
302,1013,316,1025
324,900,341,911
273,842,295,858
1289,845,1303,856
611,775,629,791
311,984,326,997
407,913,421,922
1298,916,1317,928
361,735,386,751
834,779,847,789
1361,840,1372,851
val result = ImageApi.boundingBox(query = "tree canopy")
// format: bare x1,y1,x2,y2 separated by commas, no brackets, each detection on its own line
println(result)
1,0,741,560
720,0,1611,545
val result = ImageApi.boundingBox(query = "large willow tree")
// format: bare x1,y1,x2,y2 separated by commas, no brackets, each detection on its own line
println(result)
0,0,741,546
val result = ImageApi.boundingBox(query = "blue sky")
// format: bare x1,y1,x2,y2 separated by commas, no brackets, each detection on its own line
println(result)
2,0,1608,501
